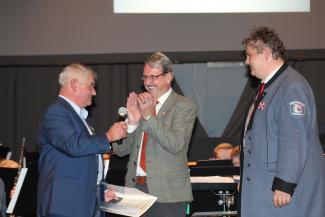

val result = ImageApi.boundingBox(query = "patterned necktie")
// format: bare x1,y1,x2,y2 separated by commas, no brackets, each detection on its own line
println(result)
139,132,149,172
257,82,265,99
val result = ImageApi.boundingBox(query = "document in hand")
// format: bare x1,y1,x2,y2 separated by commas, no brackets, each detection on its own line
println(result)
99,183,157,217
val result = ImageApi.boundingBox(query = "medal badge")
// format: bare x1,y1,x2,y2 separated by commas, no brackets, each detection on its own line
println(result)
258,101,266,110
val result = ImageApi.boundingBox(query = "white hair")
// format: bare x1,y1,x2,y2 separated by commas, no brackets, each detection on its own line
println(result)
58,63,97,87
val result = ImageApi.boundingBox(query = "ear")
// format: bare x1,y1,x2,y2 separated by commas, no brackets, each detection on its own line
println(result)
166,72,174,83
70,78,78,92
263,47,272,61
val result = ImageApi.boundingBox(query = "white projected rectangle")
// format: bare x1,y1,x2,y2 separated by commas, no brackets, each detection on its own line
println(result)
114,0,310,13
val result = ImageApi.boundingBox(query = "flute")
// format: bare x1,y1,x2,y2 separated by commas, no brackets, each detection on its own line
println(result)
14,137,25,184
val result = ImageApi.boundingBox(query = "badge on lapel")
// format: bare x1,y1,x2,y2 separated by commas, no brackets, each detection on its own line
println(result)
258,101,266,110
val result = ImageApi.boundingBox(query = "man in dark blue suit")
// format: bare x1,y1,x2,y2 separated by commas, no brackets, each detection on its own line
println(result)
37,64,127,217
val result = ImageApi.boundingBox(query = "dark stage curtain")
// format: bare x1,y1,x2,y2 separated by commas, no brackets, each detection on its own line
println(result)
0,62,208,161
1,51,325,160
0,63,144,160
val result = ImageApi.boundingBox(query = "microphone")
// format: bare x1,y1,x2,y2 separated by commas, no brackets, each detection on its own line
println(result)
117,107,128,144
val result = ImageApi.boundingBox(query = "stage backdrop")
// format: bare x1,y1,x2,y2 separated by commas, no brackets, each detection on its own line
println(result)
0,56,324,161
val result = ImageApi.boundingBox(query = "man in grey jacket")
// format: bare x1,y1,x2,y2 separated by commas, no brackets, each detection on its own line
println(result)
240,26,325,217
112,52,197,217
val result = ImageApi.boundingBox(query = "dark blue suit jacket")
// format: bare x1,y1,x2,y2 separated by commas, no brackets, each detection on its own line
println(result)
37,97,110,217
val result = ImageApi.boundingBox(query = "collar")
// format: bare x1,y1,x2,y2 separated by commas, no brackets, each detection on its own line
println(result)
262,64,282,84
157,88,172,106
59,95,88,119
257,62,289,93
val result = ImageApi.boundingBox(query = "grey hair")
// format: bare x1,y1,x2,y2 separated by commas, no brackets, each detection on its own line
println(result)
145,52,173,73
242,26,287,61
58,63,97,87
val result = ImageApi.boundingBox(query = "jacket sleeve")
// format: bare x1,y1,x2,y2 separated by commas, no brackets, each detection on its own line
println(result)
112,128,136,157
37,104,110,157
272,80,312,194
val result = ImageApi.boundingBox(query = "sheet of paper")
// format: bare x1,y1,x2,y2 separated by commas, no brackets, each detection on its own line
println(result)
100,183,157,217
190,176,234,183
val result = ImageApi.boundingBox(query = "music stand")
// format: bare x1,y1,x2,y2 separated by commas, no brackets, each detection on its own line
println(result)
0,168,18,206
196,159,233,167
0,163,38,216
190,166,240,177
189,165,239,215
13,162,38,216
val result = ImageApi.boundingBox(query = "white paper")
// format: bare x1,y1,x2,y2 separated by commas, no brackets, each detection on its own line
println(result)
100,183,157,217
190,176,234,183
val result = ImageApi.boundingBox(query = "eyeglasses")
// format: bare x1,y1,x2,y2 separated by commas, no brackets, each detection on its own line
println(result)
141,72,166,81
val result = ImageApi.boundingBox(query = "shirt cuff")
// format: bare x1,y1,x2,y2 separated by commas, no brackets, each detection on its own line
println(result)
272,176,297,196
127,123,138,133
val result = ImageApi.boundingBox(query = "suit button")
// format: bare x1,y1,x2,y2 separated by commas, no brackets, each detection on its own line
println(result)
137,145,139,148
133,161,136,166
132,178,135,182
247,177,251,181
247,163,251,167
248,149,252,154
248,136,251,140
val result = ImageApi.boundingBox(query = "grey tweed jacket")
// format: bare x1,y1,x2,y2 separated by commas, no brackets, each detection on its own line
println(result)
113,90,197,203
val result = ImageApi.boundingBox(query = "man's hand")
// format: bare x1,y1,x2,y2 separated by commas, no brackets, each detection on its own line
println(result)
104,188,118,202
106,122,127,142
126,92,142,125
137,92,157,119
10,186,16,198
273,190,291,208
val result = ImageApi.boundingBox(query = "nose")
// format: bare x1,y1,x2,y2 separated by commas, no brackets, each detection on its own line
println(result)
144,78,152,86
245,57,249,65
